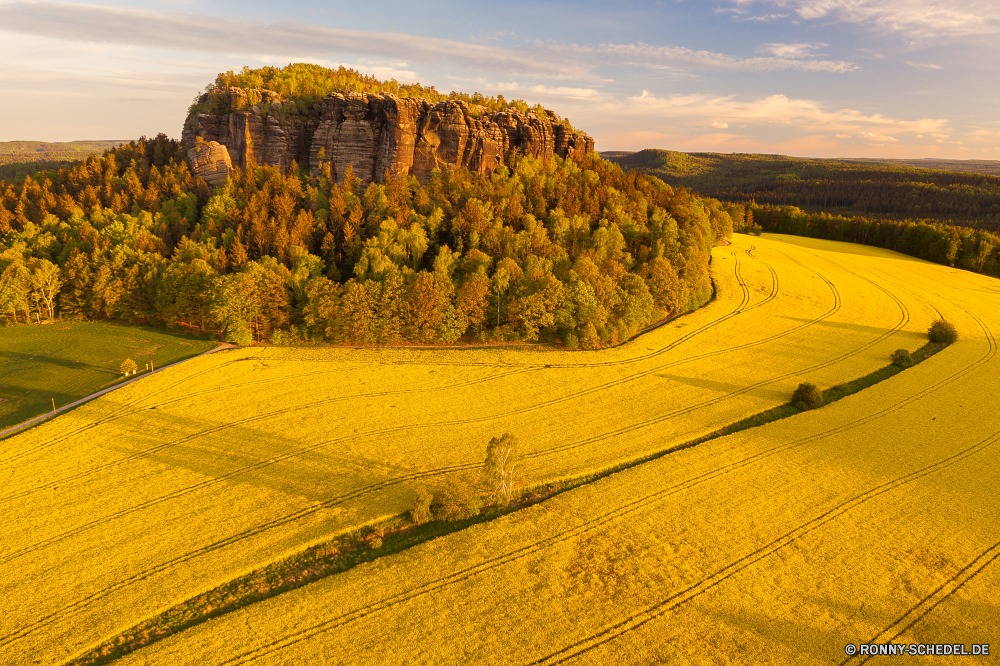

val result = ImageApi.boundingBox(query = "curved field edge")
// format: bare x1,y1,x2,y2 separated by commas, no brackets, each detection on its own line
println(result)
1,234,928,666
103,267,1000,666
65,339,949,666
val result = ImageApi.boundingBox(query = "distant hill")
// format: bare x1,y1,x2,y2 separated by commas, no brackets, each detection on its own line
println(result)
602,149,1000,230
0,140,129,181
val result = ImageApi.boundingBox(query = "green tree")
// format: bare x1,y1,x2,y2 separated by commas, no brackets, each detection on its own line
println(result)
27,257,62,320
0,255,30,323
892,349,914,368
156,259,218,328
209,260,290,343
410,487,433,525
60,248,93,319
928,319,958,344
792,382,823,411
405,271,448,343
432,475,483,522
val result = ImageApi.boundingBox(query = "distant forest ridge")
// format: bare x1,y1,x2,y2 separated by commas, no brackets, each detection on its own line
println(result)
602,149,1000,232
844,157,1000,177
0,140,129,181
0,140,128,163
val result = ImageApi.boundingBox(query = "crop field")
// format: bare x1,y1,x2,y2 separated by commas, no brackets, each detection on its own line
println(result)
0,322,215,431
104,235,1000,666
1,235,961,665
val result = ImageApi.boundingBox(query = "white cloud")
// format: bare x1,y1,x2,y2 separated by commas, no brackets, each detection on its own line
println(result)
712,121,730,128
836,133,852,138
624,91,949,139
529,85,604,100
592,41,858,73
858,132,898,142
905,61,943,70
734,0,1000,40
0,1,587,78
0,2,863,81
760,42,827,58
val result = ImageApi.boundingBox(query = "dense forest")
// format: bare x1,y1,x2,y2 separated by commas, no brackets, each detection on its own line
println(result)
742,205,1000,278
605,149,1000,232
193,64,576,130
0,135,735,347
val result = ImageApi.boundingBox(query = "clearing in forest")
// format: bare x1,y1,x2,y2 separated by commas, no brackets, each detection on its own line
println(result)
0,321,214,431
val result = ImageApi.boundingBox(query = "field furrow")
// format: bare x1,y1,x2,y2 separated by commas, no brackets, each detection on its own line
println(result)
1,235,944,665
89,234,1000,666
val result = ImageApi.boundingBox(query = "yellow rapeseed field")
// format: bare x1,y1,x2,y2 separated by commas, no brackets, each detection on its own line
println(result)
106,233,999,666
1,235,948,665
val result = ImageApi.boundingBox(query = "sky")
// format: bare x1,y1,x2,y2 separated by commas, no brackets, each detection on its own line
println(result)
0,0,998,159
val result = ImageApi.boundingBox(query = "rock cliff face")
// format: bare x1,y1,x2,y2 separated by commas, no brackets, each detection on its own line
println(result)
187,141,232,186
181,89,594,185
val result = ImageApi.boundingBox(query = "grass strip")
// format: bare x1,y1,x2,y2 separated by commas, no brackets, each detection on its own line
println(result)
65,339,948,666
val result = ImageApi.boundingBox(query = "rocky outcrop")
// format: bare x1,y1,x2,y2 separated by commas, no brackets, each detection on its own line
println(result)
182,89,594,185
187,140,233,186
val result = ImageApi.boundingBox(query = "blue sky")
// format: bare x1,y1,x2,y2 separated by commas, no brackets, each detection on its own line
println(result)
0,0,997,158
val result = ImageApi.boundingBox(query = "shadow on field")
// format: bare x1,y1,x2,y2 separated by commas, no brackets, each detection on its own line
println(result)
104,407,421,509
0,388,90,431
0,350,111,373
657,373,788,402
698,604,857,662
766,235,931,262
779,317,926,340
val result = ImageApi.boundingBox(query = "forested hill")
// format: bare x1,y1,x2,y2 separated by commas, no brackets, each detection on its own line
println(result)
195,63,575,126
0,135,735,348
603,149,1000,232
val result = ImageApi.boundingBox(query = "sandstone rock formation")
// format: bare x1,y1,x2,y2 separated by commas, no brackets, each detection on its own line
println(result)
186,140,232,186
182,89,594,185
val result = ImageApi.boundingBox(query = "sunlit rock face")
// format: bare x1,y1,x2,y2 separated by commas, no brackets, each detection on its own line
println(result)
186,140,232,187
182,89,595,185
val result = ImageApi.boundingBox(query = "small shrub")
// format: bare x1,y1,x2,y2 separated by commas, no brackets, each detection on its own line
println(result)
432,476,483,522
562,330,579,350
928,319,958,344
410,487,433,525
831,383,849,393
891,349,914,368
367,536,382,550
792,382,823,410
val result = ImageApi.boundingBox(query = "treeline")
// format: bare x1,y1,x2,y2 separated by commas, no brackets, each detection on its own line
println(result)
606,149,1000,232
745,205,999,277
1,135,735,347
196,64,569,128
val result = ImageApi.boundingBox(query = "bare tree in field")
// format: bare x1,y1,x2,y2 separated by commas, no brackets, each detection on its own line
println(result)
484,433,522,506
